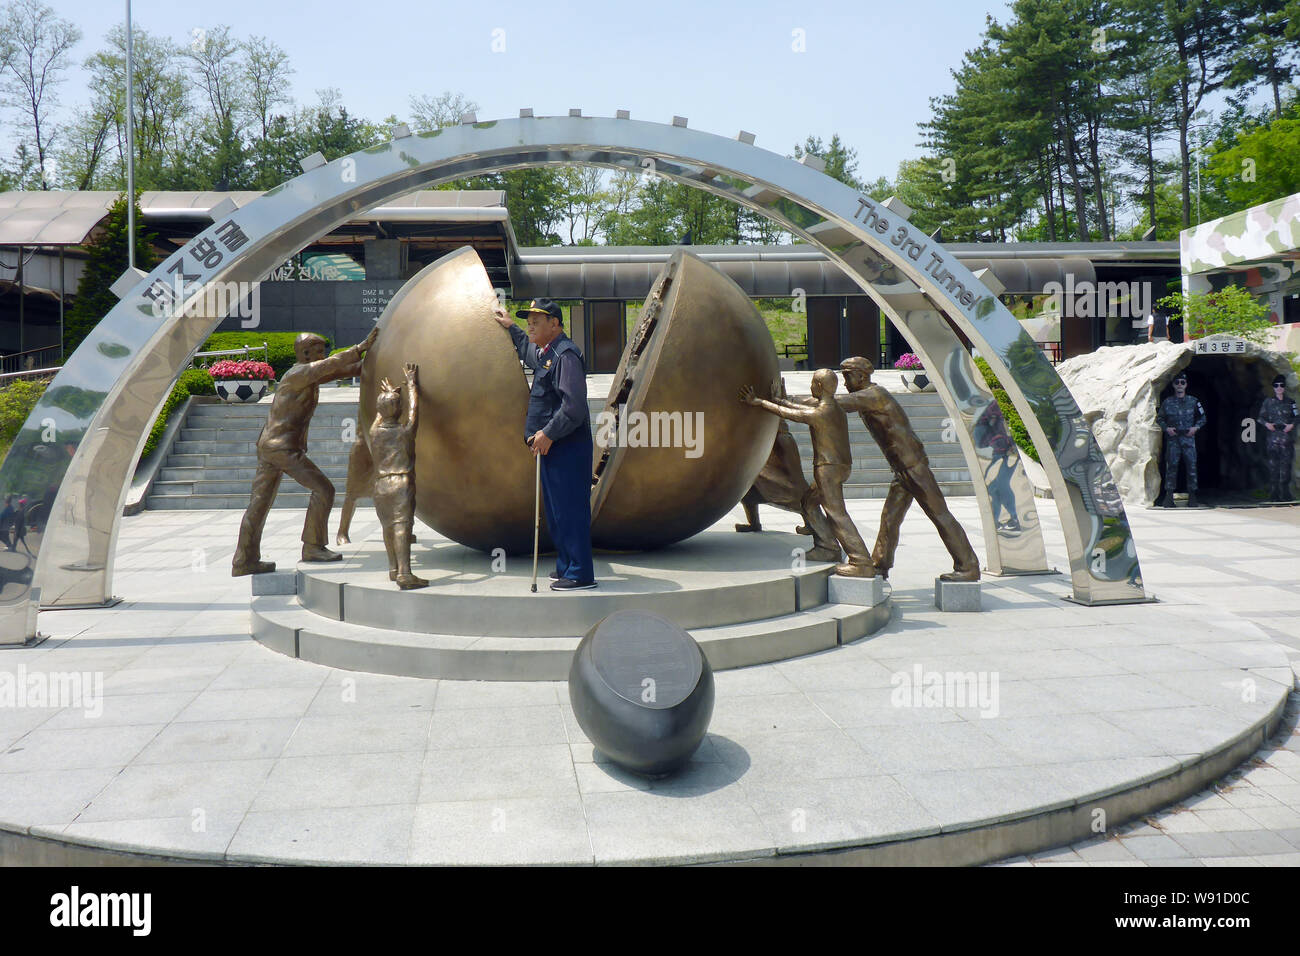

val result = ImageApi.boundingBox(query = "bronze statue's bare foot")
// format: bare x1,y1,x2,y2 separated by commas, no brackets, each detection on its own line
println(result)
232,559,275,577
396,572,428,590
805,546,839,562
939,567,981,583
302,544,343,562
734,522,760,533
834,561,876,578
336,532,351,546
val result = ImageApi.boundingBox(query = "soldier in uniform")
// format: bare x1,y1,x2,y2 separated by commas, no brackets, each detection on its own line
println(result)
1156,371,1206,508
1258,374,1297,502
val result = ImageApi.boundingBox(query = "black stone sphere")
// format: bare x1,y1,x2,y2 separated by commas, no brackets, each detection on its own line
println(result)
568,610,715,777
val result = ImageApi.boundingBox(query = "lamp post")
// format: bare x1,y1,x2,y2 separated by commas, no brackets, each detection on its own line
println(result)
125,0,135,271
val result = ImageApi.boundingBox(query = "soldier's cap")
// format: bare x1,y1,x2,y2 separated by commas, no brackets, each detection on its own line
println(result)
1172,373,1187,383
840,356,875,375
515,298,563,323
1273,375,1287,387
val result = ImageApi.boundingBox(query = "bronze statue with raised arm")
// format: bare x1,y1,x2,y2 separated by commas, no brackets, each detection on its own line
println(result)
232,327,379,576
369,364,427,589
735,380,840,563
837,356,980,582
740,369,874,577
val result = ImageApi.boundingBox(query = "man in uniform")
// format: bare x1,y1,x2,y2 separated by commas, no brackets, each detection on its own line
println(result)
493,298,596,591
233,327,378,576
1258,374,1297,502
837,356,981,582
1156,371,1206,508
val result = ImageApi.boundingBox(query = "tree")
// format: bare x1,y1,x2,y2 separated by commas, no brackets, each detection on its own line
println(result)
792,133,863,190
0,0,81,189
409,91,477,131
185,25,248,189
63,195,158,357
1205,109,1300,209
558,166,611,244
1157,283,1274,342
1225,0,1299,117
1127,0,1240,227
241,35,293,142
81,25,193,190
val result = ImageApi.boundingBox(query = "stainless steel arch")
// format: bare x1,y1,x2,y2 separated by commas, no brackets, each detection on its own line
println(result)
0,115,1143,641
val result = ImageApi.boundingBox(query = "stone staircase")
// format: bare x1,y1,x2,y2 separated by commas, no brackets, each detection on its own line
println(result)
145,389,971,511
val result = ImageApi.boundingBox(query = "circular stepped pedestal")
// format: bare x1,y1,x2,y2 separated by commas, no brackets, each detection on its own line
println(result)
251,530,891,680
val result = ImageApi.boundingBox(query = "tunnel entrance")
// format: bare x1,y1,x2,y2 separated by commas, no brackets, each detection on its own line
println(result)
1156,354,1288,504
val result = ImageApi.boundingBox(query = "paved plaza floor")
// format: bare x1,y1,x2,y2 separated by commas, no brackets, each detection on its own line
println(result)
0,495,1295,865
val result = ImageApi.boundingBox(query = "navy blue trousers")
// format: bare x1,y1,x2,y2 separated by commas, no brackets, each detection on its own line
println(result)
541,431,594,583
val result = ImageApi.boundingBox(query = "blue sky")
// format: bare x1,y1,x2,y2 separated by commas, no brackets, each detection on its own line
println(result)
19,0,1014,183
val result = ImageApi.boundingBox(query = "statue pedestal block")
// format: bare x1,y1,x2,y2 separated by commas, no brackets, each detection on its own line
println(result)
251,571,297,596
935,578,981,612
827,575,886,607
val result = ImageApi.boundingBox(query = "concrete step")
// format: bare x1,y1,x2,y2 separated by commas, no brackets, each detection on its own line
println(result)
180,427,361,442
251,594,889,681
172,439,358,455
147,493,317,510
163,452,354,469
843,482,974,498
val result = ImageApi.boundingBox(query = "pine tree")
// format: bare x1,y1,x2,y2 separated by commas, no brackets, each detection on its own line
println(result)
63,194,157,356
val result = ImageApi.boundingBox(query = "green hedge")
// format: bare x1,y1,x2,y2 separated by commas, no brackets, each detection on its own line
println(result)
201,332,333,378
973,357,1041,463
141,368,215,460
0,379,49,462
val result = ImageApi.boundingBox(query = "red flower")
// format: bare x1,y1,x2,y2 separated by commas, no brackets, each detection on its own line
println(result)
209,359,276,381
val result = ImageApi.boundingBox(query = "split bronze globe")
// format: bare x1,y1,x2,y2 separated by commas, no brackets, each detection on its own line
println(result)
233,244,976,584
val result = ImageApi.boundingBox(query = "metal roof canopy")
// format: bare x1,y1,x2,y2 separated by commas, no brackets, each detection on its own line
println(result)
0,189,509,247
510,247,1105,298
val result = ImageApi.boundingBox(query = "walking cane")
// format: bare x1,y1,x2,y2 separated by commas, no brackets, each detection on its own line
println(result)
530,449,541,593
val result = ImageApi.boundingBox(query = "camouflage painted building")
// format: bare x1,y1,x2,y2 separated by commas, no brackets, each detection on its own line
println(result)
1181,191,1300,345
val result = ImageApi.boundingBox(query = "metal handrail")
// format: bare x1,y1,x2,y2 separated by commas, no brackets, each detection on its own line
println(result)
0,366,60,385
190,342,270,368
1,345,62,375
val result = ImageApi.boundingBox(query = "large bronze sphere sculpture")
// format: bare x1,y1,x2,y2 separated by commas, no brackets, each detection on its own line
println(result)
358,246,779,554
590,250,780,550
359,246,543,555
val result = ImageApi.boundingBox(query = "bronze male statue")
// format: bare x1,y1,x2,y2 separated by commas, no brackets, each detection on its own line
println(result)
335,438,372,548
741,370,874,577
232,327,378,576
368,365,427,589
837,356,980,582
736,381,840,563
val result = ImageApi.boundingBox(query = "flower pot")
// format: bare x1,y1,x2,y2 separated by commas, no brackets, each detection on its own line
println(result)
215,379,269,403
899,371,934,393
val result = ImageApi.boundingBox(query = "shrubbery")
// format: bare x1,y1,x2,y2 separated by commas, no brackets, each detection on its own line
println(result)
141,368,215,460
0,379,50,461
973,356,1040,463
